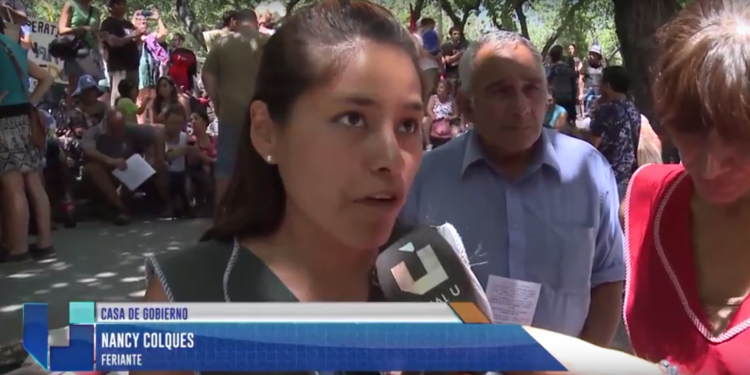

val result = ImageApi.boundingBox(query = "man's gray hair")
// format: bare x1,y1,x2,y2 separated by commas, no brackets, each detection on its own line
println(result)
458,30,544,93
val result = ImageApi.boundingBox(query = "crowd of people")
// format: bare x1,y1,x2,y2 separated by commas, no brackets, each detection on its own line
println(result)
3,0,750,374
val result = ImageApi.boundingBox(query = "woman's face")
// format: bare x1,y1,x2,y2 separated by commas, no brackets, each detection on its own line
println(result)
669,127,750,204
436,82,448,97
191,113,207,133
264,43,424,250
157,80,173,98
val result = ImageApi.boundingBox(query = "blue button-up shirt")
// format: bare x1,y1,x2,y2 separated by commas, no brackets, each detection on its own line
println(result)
400,129,625,336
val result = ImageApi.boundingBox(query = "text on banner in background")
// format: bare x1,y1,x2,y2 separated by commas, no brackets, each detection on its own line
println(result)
485,275,542,325
26,18,67,85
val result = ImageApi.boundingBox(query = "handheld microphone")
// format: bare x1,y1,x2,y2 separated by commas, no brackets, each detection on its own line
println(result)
376,223,492,323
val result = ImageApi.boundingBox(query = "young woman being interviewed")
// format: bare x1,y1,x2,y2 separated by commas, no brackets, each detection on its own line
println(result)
134,1,667,375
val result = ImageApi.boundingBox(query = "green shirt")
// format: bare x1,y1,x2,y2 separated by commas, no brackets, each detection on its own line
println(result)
67,1,101,49
115,97,138,122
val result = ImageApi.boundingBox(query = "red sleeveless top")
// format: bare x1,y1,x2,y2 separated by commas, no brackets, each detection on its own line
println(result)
624,164,750,375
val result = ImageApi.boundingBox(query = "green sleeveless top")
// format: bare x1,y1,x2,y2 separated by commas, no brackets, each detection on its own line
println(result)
146,239,386,375
67,1,101,49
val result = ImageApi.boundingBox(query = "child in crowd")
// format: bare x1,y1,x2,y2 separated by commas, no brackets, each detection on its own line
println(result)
115,80,150,123
163,104,195,217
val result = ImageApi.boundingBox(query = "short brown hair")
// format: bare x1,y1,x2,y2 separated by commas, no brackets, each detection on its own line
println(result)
653,0,750,142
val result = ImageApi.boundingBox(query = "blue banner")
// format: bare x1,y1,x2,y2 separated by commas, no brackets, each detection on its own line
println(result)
93,323,564,372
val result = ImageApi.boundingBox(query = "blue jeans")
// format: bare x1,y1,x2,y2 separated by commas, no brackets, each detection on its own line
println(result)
584,88,600,116
215,122,239,177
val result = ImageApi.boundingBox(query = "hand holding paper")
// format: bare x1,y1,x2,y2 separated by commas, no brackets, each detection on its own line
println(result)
111,154,155,191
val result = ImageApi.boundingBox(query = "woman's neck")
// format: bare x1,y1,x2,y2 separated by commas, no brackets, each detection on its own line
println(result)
437,94,449,102
244,205,377,302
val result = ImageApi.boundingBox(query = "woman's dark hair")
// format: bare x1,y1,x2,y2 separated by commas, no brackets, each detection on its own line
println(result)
210,0,422,241
601,66,629,94
153,76,178,116
0,13,5,34
192,108,209,124
654,0,750,140
548,45,564,62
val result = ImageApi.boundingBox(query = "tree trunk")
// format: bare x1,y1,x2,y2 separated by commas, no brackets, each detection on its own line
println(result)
176,0,206,50
439,0,481,43
612,0,681,161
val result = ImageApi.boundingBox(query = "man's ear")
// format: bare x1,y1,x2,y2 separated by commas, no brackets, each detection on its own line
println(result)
249,101,277,162
456,90,474,123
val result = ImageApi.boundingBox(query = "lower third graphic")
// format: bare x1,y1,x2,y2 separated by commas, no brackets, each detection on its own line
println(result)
23,302,96,371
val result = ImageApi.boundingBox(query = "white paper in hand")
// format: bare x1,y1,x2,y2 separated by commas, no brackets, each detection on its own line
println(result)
112,154,156,191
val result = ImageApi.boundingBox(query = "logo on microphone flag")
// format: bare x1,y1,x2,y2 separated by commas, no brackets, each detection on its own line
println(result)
391,244,449,295
24,302,566,373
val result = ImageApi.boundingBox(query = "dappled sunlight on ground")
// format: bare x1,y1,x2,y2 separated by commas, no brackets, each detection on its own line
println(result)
0,219,209,346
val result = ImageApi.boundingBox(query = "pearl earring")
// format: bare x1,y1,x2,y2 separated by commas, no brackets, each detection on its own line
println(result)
266,155,273,163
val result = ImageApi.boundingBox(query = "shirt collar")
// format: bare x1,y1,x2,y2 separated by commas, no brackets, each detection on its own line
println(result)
461,129,562,178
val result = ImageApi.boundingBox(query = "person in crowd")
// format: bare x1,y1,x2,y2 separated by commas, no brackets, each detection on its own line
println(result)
423,80,460,150
440,26,466,95
544,90,568,131
255,1,284,35
100,0,144,107
637,114,662,166
578,43,604,116
170,32,184,50
204,10,236,52
547,45,576,121
0,16,56,263
413,18,440,103
162,104,194,217
201,8,267,220
136,8,168,121
167,33,198,95
586,66,640,198
400,31,625,347
187,109,215,216
72,75,171,223
567,43,581,116
115,79,148,123
39,108,77,228
132,3,692,375
0,0,29,48
624,0,750,373
57,0,103,111
146,76,190,125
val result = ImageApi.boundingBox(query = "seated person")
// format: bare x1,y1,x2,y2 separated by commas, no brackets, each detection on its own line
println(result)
162,104,197,217
187,109,216,214
77,94,171,223
422,80,461,150
544,91,569,131
39,108,75,226
115,80,150,123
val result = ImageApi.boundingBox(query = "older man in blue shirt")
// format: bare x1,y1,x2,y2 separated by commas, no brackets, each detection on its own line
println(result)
400,31,625,346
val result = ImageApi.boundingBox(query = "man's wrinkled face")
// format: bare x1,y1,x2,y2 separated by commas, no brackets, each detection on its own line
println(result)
460,42,547,156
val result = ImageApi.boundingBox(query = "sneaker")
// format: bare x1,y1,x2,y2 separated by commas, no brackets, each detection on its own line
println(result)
29,244,56,261
0,250,32,264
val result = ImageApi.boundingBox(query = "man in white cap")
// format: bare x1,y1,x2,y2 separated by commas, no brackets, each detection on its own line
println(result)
577,42,605,117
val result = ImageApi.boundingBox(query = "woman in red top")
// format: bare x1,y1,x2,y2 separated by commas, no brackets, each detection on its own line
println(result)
624,1,750,374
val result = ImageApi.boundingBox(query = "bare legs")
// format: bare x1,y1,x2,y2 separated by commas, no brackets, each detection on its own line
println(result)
0,171,28,256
